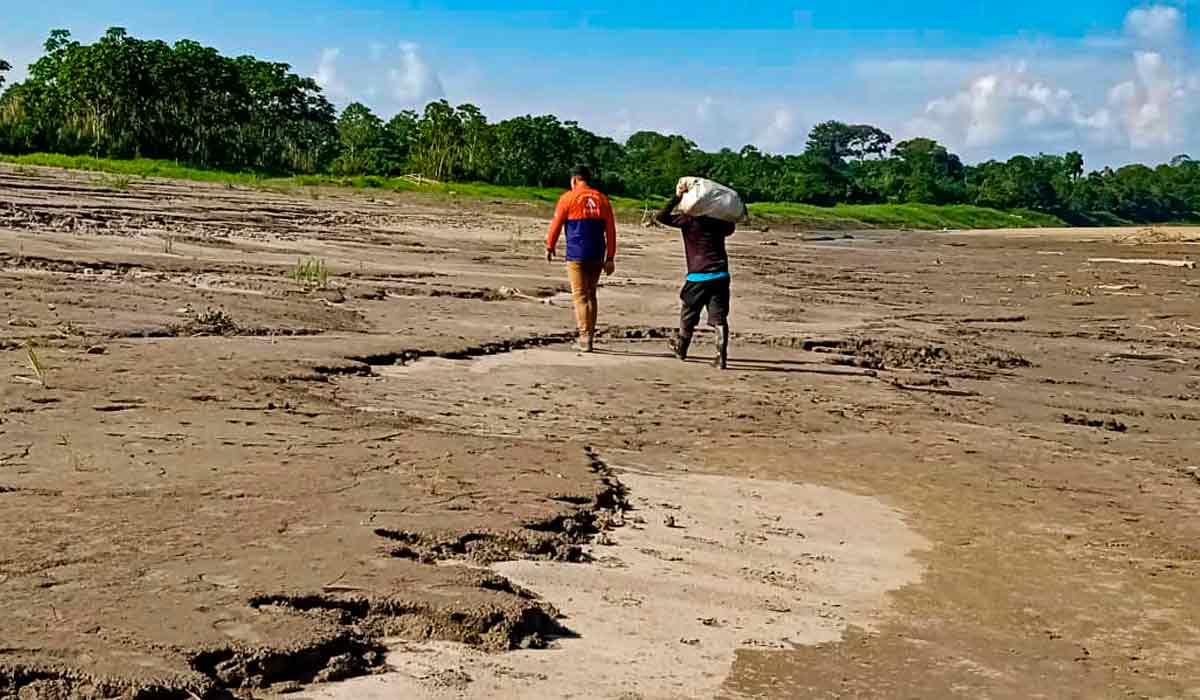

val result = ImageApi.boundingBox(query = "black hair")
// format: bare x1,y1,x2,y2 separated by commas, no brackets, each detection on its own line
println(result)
570,165,593,182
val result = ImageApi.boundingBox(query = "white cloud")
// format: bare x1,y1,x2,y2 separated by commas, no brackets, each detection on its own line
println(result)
906,4,1198,162
686,96,807,153
1107,50,1197,148
296,5,1198,168
916,65,1104,149
753,109,799,152
387,42,445,107
1124,5,1184,44
612,108,635,141
313,48,347,99
311,41,445,113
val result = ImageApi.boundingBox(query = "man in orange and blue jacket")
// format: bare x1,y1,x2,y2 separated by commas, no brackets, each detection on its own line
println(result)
546,165,617,352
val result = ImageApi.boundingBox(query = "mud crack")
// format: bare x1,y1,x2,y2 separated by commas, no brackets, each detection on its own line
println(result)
248,582,568,655
375,448,628,566
319,327,675,377
188,632,384,691
0,667,198,700
1063,414,1129,433
789,336,1030,372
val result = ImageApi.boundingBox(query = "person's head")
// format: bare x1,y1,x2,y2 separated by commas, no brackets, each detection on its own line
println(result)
569,165,593,189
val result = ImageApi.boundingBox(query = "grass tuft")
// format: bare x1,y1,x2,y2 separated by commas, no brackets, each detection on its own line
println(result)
292,257,330,289
100,173,134,190
25,342,47,388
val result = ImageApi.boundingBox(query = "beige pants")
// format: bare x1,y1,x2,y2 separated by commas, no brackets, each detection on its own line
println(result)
566,261,603,335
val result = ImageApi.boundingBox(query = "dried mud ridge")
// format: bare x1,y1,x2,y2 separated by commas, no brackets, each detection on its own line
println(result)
0,315,327,349
0,253,444,294
0,195,427,242
315,327,676,377
378,448,629,566
1,249,560,307
756,335,1031,372
0,451,628,700
0,252,285,279
1063,414,1130,433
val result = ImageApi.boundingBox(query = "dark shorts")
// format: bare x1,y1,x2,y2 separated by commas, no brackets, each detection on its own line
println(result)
680,276,731,329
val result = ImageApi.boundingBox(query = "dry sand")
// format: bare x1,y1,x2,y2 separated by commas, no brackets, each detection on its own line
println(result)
2,164,1199,699
306,467,927,699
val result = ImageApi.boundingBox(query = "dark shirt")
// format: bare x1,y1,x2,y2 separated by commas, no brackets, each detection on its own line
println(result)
655,196,736,276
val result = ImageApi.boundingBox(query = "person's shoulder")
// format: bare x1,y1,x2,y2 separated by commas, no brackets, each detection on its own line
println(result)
589,187,613,205
700,216,735,231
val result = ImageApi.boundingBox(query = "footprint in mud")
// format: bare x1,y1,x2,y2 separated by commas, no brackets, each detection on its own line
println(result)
305,469,928,700
213,617,263,644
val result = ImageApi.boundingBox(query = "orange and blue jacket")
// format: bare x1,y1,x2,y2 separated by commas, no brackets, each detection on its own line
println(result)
546,185,617,262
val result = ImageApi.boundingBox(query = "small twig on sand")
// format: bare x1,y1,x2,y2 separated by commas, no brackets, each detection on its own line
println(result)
0,444,32,464
961,315,1027,323
322,584,369,593
497,287,545,302
1088,257,1196,269
1107,352,1186,363
359,431,407,444
323,570,349,588
889,382,981,397
806,365,880,378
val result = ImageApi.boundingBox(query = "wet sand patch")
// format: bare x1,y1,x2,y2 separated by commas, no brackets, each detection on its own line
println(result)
305,468,927,699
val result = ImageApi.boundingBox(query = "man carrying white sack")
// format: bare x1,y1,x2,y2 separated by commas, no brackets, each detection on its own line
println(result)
654,177,742,370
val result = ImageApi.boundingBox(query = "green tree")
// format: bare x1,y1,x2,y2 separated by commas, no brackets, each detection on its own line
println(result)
408,100,464,181
383,110,419,173
0,28,335,172
331,102,387,175
776,152,849,205
492,114,573,187
457,103,494,182
1064,151,1084,181
621,131,697,198
892,138,965,204
566,121,625,192
805,121,893,164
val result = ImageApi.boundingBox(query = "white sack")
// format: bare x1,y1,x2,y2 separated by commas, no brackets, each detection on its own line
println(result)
677,177,747,223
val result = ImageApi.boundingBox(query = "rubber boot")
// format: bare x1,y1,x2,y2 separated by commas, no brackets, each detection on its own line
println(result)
669,331,693,361
576,333,594,353
712,325,729,370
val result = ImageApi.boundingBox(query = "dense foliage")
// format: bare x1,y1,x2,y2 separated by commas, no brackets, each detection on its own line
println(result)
0,29,336,173
2,29,1198,224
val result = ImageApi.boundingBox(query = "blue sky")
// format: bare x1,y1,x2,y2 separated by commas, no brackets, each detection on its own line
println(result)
2,1,1198,167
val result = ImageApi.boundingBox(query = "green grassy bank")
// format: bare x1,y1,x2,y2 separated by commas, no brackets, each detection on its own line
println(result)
1,153,1067,230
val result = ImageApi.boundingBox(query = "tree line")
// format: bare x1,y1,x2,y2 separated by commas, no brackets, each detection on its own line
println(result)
2,28,1198,224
